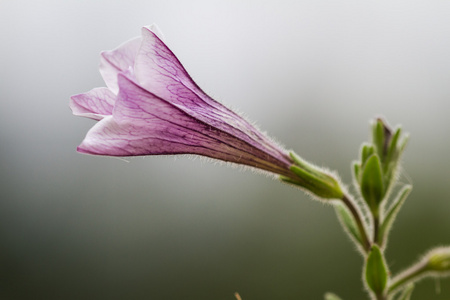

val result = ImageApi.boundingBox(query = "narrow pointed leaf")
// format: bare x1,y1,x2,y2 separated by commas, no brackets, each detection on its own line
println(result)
361,154,385,213
373,120,385,158
335,204,363,247
385,127,401,169
365,245,389,295
383,128,404,192
378,185,412,247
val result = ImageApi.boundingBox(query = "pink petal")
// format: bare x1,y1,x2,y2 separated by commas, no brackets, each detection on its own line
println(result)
77,114,232,157
113,74,274,160
99,36,142,94
78,74,292,176
146,23,165,41
134,26,229,116
77,115,291,176
134,26,291,166
70,87,116,120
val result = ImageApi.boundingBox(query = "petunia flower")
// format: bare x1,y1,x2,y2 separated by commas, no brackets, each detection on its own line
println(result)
70,24,344,199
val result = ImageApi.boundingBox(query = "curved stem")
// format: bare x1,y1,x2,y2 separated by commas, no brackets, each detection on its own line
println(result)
342,194,371,253
388,263,427,295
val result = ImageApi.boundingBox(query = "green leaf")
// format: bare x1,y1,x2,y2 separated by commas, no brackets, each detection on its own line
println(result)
324,292,343,300
373,119,386,158
335,204,363,247
361,154,385,214
383,128,406,194
396,284,414,300
361,144,375,166
384,127,401,171
365,245,389,295
378,185,412,247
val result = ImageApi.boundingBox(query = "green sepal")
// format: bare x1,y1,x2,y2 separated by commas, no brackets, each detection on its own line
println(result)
361,154,385,214
289,152,326,178
324,292,343,300
283,153,344,199
378,185,412,247
395,283,414,300
365,244,389,296
335,204,363,247
283,165,343,199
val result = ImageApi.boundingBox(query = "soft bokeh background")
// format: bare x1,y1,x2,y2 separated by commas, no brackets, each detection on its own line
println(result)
1,0,450,299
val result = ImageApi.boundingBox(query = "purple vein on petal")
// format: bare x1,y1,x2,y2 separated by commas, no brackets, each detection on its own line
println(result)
99,36,142,94
70,87,116,120
134,26,291,166
115,74,293,174
78,73,293,176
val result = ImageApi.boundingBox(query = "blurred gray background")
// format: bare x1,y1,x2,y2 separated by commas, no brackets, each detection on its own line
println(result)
1,0,450,299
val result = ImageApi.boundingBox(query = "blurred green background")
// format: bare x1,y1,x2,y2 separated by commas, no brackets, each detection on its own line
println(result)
1,0,450,299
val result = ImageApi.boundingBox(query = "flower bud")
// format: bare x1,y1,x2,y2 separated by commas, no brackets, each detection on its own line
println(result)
425,247,450,274
389,246,450,294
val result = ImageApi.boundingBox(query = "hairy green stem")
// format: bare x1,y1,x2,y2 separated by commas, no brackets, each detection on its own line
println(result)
376,293,387,300
373,211,380,245
342,194,371,252
388,263,427,295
